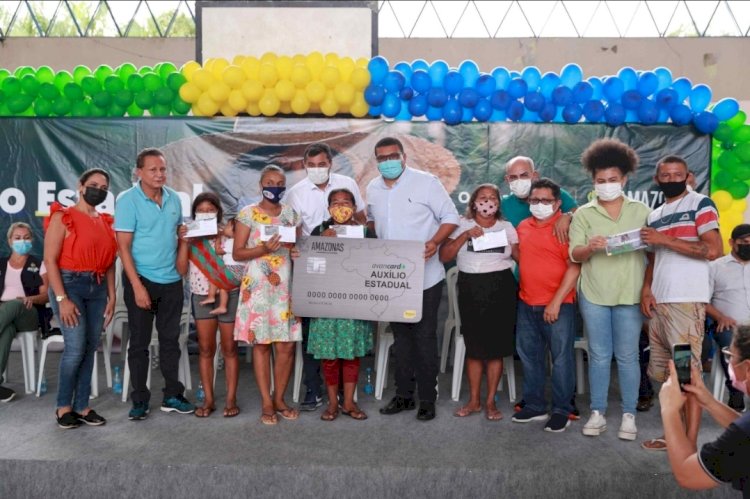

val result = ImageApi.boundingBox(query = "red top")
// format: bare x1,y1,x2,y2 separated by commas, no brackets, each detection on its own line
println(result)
47,202,117,275
517,210,576,306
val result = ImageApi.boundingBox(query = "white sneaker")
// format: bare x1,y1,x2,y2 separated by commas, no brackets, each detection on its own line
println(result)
582,410,607,436
618,413,637,441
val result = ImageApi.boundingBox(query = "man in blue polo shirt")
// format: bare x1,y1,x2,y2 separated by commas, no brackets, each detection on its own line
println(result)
115,147,195,420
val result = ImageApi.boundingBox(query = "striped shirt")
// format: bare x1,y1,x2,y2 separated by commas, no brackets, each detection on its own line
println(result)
647,191,719,303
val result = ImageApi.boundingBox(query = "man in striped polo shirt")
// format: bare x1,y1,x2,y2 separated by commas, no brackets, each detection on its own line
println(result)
639,154,723,451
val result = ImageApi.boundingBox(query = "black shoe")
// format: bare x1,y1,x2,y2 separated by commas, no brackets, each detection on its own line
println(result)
728,391,746,411
416,401,436,421
379,396,416,415
636,396,654,412
0,385,16,402
78,409,106,426
56,410,81,429
544,413,571,433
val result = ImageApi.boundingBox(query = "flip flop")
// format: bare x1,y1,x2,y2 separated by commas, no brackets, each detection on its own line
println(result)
341,408,368,420
194,406,215,418
320,408,339,421
275,407,299,421
485,408,503,421
641,438,668,451
260,412,278,425
223,406,240,418
454,406,482,417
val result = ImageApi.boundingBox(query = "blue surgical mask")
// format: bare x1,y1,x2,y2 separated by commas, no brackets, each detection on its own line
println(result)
261,186,286,204
12,240,32,255
378,159,404,180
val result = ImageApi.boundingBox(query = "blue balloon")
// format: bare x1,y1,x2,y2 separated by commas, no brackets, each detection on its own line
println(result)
656,88,678,110
367,104,382,117
474,98,492,122
491,67,511,90
475,74,496,97
428,60,449,88
693,111,719,134
625,109,639,123
443,99,462,125
382,94,400,118
490,90,511,110
622,90,642,110
509,70,521,79
521,66,542,91
425,105,442,121
658,109,669,123
427,87,448,108
603,77,624,102
553,107,564,123
637,71,658,97
638,99,659,125
394,62,412,83
670,104,693,126
507,78,528,99
671,78,692,103
461,106,474,123
712,98,740,122
562,103,582,123
539,102,557,122
367,56,389,85
605,103,626,126
458,60,480,87
582,100,605,122
560,63,583,88
410,70,431,94
689,84,712,113
588,77,603,100
540,72,560,98
408,94,428,116
507,100,524,121
395,102,412,121
459,88,480,108
618,67,637,91
411,59,430,72
572,81,593,104
383,71,405,93
399,87,414,101
364,84,385,106
524,91,545,112
443,71,464,95
551,86,573,106
522,108,540,123
653,67,672,91
490,109,506,122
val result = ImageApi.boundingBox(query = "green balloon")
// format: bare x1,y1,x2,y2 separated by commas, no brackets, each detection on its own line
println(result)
733,163,750,181
36,66,55,84
713,123,734,143
54,71,73,92
73,65,91,85
127,74,145,93
13,66,34,78
63,82,84,101
166,72,187,92
733,125,750,144
107,103,126,117
713,170,735,191
0,69,10,85
6,94,33,114
81,76,102,96
89,103,108,117
39,82,60,100
71,100,91,117
0,90,5,103
126,103,144,117
158,63,177,81
95,65,113,84
142,73,162,92
718,150,741,172
51,97,72,116
134,91,154,109
172,96,191,115
0,103,10,116
92,91,112,108
117,63,137,81
34,98,52,117
138,65,153,75
736,143,750,163
728,181,750,200
726,111,747,131
151,103,171,116
2,77,21,96
154,87,174,106
113,89,134,108
104,75,125,94
20,74,40,96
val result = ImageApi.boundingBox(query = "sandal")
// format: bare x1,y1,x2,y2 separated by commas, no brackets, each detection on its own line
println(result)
195,406,215,418
485,407,503,421
320,408,339,421
641,438,668,451
341,407,368,420
223,406,240,418
260,412,278,425
454,405,482,418
275,406,299,421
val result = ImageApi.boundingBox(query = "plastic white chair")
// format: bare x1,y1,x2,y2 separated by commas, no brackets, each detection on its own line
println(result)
439,267,459,373
374,321,394,400
4,330,37,394
574,330,589,395
36,334,99,398
710,348,727,402
102,258,129,388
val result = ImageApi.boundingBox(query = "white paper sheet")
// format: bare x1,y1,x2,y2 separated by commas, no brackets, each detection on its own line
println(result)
260,224,296,243
471,230,508,252
332,225,365,239
184,217,218,238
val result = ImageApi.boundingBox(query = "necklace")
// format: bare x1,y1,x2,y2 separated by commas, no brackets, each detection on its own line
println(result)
659,193,689,227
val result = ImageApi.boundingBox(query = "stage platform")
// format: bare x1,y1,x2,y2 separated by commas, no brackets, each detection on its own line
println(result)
0,349,738,499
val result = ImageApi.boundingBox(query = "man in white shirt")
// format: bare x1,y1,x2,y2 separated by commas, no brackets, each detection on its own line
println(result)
284,142,365,411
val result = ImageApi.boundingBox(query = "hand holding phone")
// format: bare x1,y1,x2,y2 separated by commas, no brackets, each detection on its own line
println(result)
672,343,692,390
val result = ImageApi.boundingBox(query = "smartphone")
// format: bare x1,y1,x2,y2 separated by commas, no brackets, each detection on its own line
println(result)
672,343,692,390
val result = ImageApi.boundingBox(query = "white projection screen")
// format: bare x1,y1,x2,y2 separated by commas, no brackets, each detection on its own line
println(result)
196,1,377,62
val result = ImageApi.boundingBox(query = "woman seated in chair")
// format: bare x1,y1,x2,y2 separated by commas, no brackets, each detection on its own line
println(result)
439,183,519,421
44,168,117,429
0,222,49,403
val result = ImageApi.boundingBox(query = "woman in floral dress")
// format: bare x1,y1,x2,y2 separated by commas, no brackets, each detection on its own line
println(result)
233,165,301,425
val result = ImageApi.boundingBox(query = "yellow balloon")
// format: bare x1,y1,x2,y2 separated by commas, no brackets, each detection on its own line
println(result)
192,69,214,92
178,82,201,103
292,54,306,65
260,52,278,65
305,81,326,103
222,65,246,89
241,57,261,80
730,198,747,215
290,65,312,88
210,58,230,79
197,93,219,116
276,56,294,80
208,82,231,103
350,67,371,90
333,82,355,106
305,51,325,78
711,190,733,211
245,101,261,117
355,57,369,68
290,90,310,115
274,79,296,102
324,53,340,66
228,89,247,112
241,80,264,102
350,94,369,118
191,103,202,116
320,66,340,89
259,64,278,88
320,91,339,117
338,57,355,82
259,90,280,116
232,55,246,65
279,101,292,115
181,61,201,81
220,103,238,117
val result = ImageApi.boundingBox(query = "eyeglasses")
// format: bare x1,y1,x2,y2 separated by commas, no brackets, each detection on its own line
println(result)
721,347,734,365
528,198,556,205
375,153,401,162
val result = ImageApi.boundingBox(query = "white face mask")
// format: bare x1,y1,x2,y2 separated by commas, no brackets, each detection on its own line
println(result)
530,203,555,220
195,212,217,221
595,182,623,201
509,178,532,198
306,167,330,185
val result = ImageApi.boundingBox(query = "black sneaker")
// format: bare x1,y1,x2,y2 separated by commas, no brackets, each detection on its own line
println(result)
728,392,746,412
300,390,323,411
544,413,571,433
161,394,196,414
78,410,106,426
0,385,16,402
129,401,150,421
511,407,549,423
56,410,81,429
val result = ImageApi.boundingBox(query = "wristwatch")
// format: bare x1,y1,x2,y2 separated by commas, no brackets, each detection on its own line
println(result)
56,295,66,302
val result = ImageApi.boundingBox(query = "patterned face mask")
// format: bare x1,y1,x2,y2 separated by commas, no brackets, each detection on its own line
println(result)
329,205,354,224
474,199,498,218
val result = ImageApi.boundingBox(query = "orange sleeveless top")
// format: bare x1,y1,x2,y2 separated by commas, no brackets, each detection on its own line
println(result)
49,202,117,275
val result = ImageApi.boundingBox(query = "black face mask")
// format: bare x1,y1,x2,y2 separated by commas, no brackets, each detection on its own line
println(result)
82,186,108,206
658,180,687,199
736,244,750,261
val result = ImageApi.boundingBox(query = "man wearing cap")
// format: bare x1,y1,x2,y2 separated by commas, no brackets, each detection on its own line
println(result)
705,223,750,411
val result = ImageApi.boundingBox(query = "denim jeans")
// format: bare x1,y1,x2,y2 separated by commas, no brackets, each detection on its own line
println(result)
50,271,108,412
578,291,642,415
516,300,576,416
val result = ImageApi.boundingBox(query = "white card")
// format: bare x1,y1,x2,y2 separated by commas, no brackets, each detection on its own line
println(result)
471,229,508,252
260,225,296,243
184,217,218,238
332,225,365,239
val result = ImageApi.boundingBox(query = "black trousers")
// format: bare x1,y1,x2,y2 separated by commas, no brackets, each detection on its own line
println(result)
390,281,443,403
124,274,185,404
301,317,322,396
